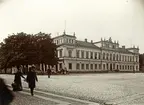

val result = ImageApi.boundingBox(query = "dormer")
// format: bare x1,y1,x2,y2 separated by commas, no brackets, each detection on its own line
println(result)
53,31,76,45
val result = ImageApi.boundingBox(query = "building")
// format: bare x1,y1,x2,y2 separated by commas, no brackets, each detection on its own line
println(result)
53,31,139,72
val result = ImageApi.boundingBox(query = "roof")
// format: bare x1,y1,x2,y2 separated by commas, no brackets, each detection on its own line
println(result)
117,48,133,54
53,32,76,39
76,40,100,49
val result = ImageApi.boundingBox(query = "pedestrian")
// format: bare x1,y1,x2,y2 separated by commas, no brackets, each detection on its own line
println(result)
47,68,51,78
13,67,25,91
26,66,38,96
0,78,15,105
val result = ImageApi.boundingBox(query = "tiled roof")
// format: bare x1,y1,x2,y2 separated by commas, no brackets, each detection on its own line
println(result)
76,40,100,49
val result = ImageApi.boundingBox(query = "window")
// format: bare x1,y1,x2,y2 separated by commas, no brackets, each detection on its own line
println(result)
103,53,105,60
113,54,115,61
119,55,121,61
76,50,80,58
86,51,89,59
66,39,68,43
59,49,62,57
98,53,101,59
99,64,101,69
81,64,84,69
69,63,72,69
68,50,72,57
113,64,115,69
120,65,121,70
57,40,59,44
128,65,129,70
125,65,127,69
90,52,93,59
106,53,109,60
76,63,80,69
95,64,97,69
103,64,105,70
95,52,97,59
116,55,119,61
117,65,119,70
86,64,89,69
81,51,84,58
123,65,124,69
107,64,109,70
59,63,62,69
91,64,93,70
110,54,112,60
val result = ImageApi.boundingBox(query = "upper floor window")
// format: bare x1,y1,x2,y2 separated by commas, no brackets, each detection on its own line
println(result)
103,53,105,60
113,54,115,61
81,51,84,58
110,54,112,60
95,52,97,59
68,50,72,57
59,49,63,57
86,51,89,59
76,50,80,58
106,53,109,60
98,53,101,59
90,52,93,59
116,54,119,61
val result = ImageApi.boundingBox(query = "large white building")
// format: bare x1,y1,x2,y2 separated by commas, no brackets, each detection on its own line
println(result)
53,31,139,72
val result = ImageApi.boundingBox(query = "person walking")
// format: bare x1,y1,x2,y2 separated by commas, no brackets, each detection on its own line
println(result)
14,67,25,91
26,66,38,96
0,78,14,105
47,68,51,78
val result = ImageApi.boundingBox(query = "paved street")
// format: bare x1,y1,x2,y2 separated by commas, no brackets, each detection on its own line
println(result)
1,73,144,105
10,87,98,105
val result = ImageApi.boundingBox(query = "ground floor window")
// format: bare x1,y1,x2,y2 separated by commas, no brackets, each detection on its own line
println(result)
59,63,62,69
91,64,93,70
99,64,101,69
117,65,119,70
120,65,121,70
136,66,138,70
81,64,84,69
69,63,72,69
103,64,105,70
76,63,80,69
123,65,124,70
125,65,127,70
95,64,97,69
86,64,89,70
106,64,108,70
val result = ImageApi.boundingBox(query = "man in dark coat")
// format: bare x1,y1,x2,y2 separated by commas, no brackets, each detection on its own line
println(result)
14,68,25,91
26,66,38,96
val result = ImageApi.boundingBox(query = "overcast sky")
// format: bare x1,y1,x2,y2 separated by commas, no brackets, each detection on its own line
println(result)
0,0,144,53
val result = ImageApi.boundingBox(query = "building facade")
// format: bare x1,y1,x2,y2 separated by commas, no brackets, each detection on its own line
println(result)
53,31,140,72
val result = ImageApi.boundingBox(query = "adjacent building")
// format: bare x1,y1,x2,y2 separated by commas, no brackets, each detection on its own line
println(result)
53,31,139,72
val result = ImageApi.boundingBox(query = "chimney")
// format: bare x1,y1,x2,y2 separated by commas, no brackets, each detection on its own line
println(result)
91,40,93,43
85,38,87,42
122,46,125,49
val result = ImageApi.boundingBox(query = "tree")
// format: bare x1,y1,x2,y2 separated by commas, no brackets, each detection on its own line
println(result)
0,32,58,73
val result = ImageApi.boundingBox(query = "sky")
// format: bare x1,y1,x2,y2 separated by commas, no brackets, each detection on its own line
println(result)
0,0,144,53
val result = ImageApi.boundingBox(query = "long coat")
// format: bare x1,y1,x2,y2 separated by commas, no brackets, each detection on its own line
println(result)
14,71,24,87
26,71,38,88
